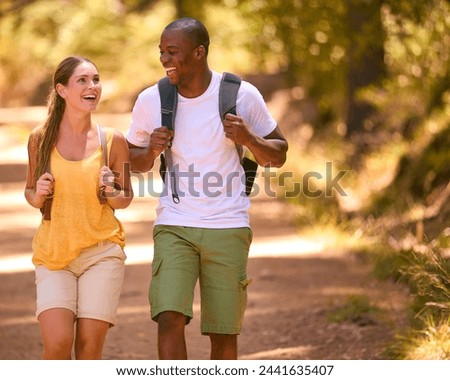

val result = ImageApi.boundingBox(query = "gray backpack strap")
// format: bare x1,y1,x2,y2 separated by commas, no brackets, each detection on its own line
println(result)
97,125,108,204
219,72,258,196
36,131,54,221
219,72,241,120
98,124,108,167
41,158,53,220
220,72,243,158
158,77,180,204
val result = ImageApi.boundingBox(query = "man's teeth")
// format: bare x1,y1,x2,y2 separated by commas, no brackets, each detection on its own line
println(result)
166,68,176,75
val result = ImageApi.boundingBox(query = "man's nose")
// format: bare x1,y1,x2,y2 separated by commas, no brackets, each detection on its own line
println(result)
160,52,169,64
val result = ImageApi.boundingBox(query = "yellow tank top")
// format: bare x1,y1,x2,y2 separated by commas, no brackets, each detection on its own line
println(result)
32,127,125,270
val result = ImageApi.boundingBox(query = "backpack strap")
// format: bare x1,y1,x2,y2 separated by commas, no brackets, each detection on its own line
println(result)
98,124,108,167
219,72,241,119
40,125,110,219
158,77,180,203
219,72,258,196
219,72,243,158
97,124,109,204
41,158,53,221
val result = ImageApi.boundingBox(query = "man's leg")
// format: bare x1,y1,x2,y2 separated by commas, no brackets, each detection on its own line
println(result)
157,311,188,359
150,226,201,359
210,333,237,360
200,227,252,360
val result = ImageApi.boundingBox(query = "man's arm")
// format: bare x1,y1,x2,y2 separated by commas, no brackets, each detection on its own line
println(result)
127,126,174,173
223,114,288,168
127,142,157,173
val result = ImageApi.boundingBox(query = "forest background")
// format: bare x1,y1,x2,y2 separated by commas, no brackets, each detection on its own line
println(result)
1,0,449,359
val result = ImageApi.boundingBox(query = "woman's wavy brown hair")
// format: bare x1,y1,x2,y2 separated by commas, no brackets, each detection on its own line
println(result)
34,56,97,181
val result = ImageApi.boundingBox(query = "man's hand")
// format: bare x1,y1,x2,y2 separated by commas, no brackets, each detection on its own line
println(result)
223,113,254,146
150,126,174,156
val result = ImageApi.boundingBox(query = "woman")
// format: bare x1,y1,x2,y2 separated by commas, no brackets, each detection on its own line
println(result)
24,56,133,359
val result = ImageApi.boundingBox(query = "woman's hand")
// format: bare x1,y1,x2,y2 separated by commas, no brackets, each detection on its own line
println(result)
99,165,115,197
36,172,55,199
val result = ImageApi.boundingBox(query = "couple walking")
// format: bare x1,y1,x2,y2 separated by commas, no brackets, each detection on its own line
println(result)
25,17,288,360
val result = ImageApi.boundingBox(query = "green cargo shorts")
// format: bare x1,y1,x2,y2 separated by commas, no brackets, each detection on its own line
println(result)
149,225,253,335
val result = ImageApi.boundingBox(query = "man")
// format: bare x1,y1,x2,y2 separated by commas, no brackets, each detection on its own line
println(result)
127,17,288,360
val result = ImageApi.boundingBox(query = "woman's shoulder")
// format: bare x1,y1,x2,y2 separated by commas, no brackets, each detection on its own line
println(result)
101,126,128,149
105,127,126,139
28,125,45,144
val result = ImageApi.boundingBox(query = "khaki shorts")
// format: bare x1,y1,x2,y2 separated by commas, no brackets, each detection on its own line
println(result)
35,242,126,326
150,225,252,335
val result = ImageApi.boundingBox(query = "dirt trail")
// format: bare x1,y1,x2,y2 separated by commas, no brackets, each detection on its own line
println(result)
0,110,410,360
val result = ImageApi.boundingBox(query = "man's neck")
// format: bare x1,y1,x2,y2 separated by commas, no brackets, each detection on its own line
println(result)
177,68,212,98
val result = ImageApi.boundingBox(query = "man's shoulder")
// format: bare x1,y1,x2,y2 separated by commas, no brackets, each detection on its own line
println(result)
136,82,160,101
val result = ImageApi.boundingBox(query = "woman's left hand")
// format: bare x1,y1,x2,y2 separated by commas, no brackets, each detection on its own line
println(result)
99,165,115,195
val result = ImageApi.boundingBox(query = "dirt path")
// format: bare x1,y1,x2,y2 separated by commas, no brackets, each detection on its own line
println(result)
0,111,410,360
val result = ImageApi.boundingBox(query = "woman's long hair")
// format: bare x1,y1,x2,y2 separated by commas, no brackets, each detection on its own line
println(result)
34,56,97,181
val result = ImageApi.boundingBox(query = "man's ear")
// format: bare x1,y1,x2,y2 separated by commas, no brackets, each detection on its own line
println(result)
195,45,206,60
56,83,66,98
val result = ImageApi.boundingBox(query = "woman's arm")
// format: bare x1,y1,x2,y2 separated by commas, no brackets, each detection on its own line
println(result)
101,130,134,209
24,128,54,209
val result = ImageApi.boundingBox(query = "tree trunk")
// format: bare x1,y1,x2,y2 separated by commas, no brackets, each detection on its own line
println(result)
346,0,385,138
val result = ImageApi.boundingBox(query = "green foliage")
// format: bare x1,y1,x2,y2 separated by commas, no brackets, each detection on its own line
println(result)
0,0,254,109
327,294,381,325
401,248,450,323
361,0,450,135
0,0,182,108
370,229,450,325
237,0,348,123
370,245,411,282
385,316,450,359
369,124,450,217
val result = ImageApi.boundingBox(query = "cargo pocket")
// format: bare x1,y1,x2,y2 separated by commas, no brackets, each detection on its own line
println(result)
149,258,163,316
152,258,163,276
239,278,252,289
237,278,252,328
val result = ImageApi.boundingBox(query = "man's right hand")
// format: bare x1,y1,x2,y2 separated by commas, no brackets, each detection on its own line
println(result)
150,126,174,156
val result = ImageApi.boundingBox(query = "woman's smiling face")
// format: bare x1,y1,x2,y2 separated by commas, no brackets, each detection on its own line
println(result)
57,61,102,113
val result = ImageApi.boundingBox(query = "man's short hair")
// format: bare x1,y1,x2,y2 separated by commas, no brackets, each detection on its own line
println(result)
164,17,210,55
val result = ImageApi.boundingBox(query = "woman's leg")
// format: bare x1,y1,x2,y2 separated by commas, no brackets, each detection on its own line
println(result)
75,244,126,359
74,318,110,359
38,308,75,359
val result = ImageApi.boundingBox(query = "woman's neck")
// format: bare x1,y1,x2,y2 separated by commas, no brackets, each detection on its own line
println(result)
59,112,93,134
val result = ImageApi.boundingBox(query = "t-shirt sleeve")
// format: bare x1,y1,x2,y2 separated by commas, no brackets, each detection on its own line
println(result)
126,87,159,147
237,81,277,138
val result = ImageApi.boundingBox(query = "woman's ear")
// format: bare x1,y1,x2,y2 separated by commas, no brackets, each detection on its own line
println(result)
55,83,66,98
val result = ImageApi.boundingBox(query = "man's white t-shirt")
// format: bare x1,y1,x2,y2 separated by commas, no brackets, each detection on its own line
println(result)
127,71,277,228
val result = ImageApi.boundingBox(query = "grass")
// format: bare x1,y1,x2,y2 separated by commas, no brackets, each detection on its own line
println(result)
277,109,450,360
386,316,450,359
368,234,450,359
327,294,382,325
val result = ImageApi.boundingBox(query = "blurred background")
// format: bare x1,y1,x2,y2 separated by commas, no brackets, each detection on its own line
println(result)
0,0,449,359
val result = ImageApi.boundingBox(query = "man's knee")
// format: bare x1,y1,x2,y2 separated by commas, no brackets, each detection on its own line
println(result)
157,311,187,333
209,333,237,345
